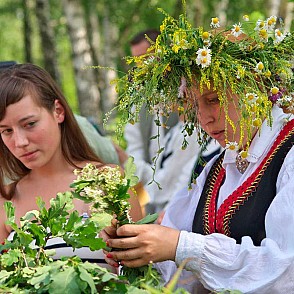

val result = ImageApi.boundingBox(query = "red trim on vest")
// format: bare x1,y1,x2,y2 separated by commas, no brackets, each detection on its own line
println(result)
206,119,294,235
207,168,225,233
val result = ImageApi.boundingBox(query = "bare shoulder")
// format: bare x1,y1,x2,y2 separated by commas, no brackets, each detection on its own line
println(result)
0,190,12,242
0,194,7,207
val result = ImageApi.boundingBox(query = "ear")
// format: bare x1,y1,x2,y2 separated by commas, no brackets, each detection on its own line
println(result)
53,99,65,123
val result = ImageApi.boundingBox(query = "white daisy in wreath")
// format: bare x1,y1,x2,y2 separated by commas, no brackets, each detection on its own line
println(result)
231,23,243,37
196,48,212,68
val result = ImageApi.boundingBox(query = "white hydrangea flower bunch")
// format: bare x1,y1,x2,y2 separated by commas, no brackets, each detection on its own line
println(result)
71,161,138,225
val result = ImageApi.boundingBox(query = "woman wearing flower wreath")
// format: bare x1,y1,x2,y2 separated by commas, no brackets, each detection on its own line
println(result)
0,63,142,266
100,12,294,293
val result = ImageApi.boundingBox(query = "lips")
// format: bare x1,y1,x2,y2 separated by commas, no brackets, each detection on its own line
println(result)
20,150,38,160
210,130,225,140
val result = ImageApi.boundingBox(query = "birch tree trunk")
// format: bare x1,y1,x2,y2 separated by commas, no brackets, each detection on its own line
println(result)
35,0,61,85
61,0,101,124
282,0,293,31
22,0,32,63
191,0,203,27
84,1,117,120
215,0,229,26
101,3,117,117
268,0,281,17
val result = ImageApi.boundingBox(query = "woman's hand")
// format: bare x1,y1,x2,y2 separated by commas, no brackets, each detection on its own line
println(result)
99,219,120,268
104,223,180,268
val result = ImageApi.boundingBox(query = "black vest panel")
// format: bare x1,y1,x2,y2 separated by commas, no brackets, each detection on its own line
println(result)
192,152,224,236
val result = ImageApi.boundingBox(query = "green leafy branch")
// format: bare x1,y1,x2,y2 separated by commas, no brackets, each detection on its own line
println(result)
0,192,128,293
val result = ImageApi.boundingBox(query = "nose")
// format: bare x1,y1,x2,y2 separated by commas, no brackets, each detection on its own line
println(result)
14,129,29,148
197,105,215,127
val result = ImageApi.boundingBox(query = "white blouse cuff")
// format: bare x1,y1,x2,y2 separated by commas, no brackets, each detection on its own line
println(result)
175,230,205,272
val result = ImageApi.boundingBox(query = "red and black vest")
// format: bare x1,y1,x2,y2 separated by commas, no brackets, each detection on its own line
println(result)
192,120,294,246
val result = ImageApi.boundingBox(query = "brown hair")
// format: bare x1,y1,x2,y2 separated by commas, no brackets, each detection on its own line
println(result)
130,29,160,45
0,63,102,199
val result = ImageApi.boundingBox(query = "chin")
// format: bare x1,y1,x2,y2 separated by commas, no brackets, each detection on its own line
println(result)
219,141,226,148
211,136,226,147
22,161,41,170
23,163,36,170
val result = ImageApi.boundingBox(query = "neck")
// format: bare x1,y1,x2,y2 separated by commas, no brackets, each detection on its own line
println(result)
239,127,260,152
28,157,74,180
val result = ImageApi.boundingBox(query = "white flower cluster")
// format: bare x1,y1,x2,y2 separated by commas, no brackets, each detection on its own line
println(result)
196,48,212,68
253,15,287,44
73,164,130,217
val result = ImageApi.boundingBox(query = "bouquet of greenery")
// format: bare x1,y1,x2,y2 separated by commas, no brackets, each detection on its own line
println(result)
71,158,142,225
70,158,162,288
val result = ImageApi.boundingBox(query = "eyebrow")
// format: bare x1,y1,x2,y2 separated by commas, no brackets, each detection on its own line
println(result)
199,92,217,100
203,90,217,96
0,114,36,128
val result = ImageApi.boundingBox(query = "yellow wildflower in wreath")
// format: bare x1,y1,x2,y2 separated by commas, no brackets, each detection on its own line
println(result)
111,2,294,151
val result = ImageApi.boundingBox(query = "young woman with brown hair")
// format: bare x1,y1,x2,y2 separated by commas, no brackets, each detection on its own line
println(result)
0,64,142,267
